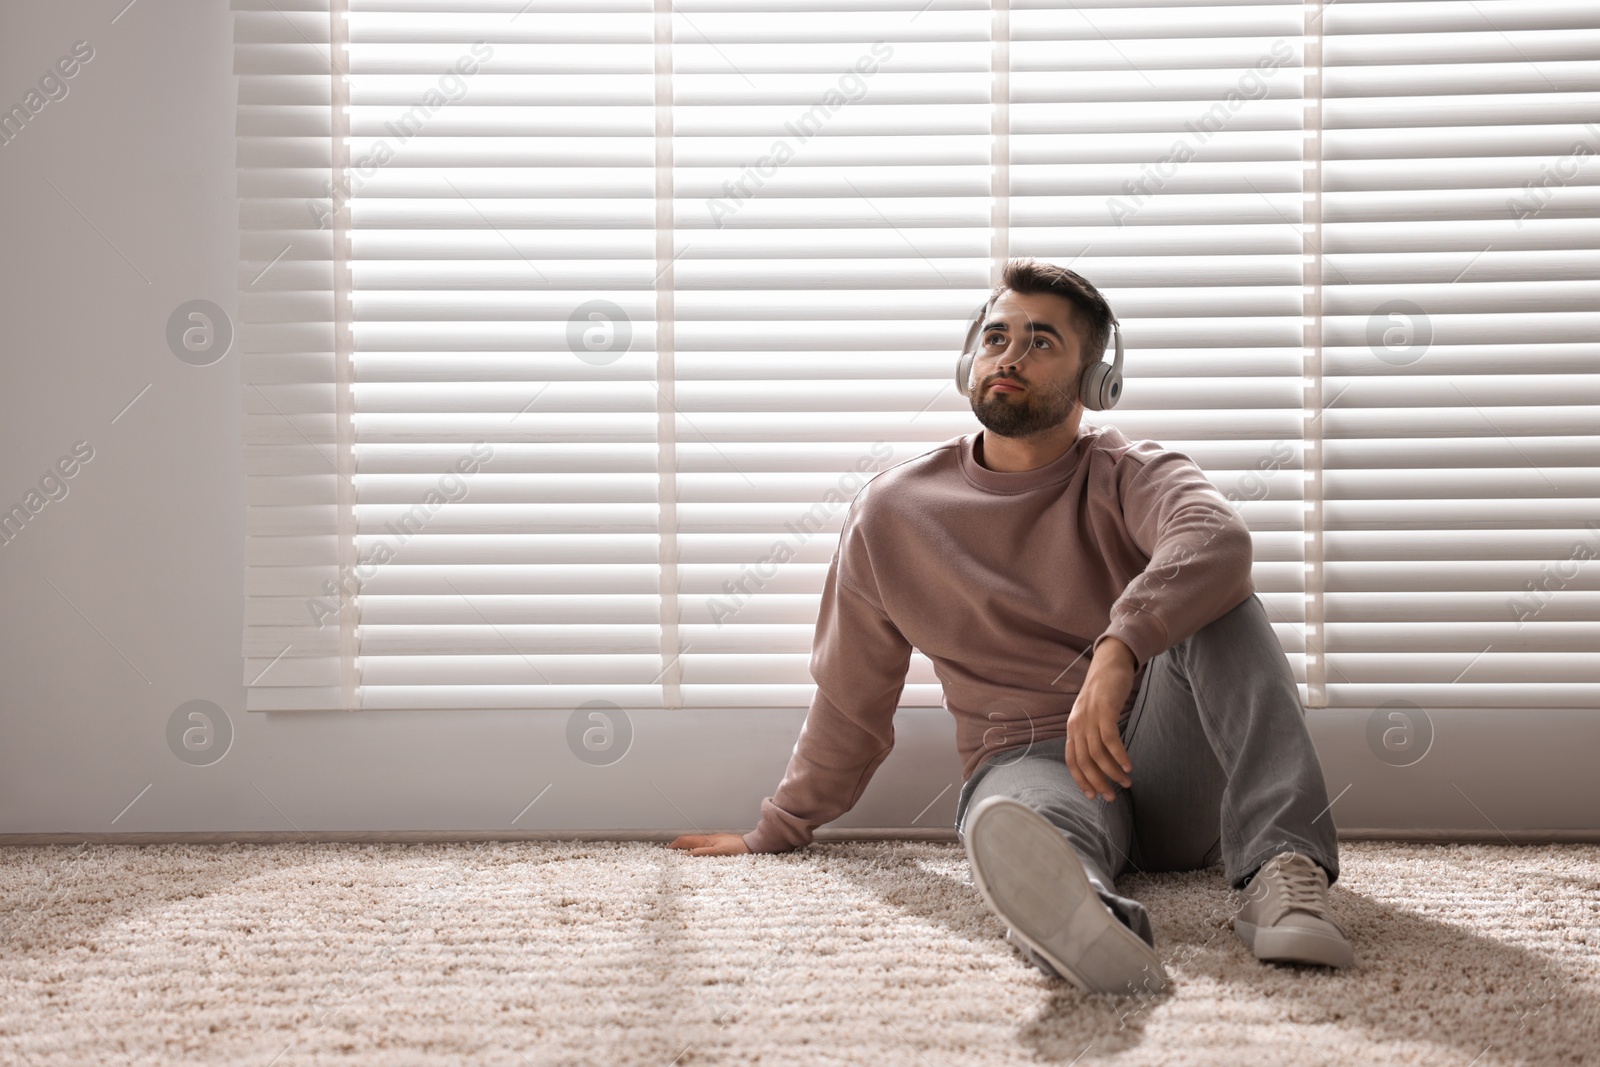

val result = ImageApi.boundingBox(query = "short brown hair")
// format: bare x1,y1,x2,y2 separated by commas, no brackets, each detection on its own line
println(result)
984,258,1115,367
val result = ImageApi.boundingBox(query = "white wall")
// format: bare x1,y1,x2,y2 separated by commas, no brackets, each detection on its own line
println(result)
1,1,1594,841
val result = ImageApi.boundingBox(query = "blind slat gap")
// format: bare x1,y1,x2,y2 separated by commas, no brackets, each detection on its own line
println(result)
991,0,1009,284
1302,0,1327,709
332,0,361,711
656,0,683,710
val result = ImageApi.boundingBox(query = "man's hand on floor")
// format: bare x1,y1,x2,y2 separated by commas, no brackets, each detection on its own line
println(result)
668,832,751,856
1067,637,1138,802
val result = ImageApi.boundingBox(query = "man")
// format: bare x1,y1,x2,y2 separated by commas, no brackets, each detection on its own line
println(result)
670,258,1353,996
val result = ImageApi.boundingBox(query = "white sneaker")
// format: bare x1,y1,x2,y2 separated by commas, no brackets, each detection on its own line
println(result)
964,795,1167,996
1234,851,1354,969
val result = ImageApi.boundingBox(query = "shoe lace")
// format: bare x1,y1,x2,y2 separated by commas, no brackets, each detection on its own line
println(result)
1272,855,1328,917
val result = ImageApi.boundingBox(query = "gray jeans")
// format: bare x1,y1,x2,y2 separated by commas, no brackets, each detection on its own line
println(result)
954,592,1339,946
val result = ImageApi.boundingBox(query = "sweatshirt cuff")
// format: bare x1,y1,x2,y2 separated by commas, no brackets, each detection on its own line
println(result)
742,800,809,854
741,829,774,854
1095,614,1167,673
741,824,796,855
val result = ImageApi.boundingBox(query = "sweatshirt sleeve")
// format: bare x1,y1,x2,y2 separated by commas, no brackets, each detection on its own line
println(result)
742,506,913,854
1092,441,1257,672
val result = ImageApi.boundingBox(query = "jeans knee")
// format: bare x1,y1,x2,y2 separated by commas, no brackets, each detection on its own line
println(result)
1195,592,1269,641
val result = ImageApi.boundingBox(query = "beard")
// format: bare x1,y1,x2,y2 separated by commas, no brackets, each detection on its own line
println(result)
969,373,1078,438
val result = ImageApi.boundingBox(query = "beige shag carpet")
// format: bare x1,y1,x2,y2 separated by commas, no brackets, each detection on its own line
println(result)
1,840,1597,1066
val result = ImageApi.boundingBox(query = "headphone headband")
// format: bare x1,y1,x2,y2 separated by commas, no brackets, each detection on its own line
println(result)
955,296,1124,411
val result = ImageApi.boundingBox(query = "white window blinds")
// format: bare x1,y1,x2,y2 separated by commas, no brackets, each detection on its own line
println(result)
1317,0,1600,709
235,0,1598,715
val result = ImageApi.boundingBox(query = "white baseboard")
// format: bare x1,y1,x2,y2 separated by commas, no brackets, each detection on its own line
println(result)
2,705,1597,836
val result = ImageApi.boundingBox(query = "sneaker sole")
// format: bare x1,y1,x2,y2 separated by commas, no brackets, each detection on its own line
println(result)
1234,919,1354,969
964,795,1168,997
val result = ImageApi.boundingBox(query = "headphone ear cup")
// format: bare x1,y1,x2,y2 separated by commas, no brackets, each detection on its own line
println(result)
956,350,976,396
1079,361,1123,411
956,304,986,397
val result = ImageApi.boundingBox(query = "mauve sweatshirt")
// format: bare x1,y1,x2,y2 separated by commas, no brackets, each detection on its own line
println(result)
741,423,1258,854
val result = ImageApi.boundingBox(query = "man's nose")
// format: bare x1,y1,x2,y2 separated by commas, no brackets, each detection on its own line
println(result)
997,342,1029,372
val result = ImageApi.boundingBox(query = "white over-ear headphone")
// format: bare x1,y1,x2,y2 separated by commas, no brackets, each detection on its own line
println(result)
955,297,1125,411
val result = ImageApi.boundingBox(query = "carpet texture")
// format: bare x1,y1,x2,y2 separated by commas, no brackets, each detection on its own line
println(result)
1,840,1597,1066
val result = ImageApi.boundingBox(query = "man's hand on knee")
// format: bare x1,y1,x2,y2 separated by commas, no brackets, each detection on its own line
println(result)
1066,638,1137,802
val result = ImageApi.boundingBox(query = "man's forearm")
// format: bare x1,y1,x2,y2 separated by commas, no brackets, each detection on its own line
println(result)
1104,512,1254,668
742,687,898,853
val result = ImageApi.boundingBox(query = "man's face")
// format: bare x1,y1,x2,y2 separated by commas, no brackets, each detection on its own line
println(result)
967,289,1083,438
